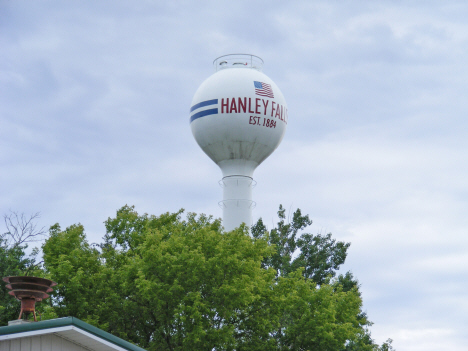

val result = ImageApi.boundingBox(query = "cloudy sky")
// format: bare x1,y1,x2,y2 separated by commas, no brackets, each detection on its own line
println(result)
2,1,467,349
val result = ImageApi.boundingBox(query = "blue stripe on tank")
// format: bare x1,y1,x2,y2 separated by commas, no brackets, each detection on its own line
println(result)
190,99,218,112
190,108,218,123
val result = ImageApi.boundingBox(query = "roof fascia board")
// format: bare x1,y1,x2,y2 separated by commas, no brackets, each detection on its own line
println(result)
0,317,146,351
0,325,73,340
65,326,130,351
0,326,129,351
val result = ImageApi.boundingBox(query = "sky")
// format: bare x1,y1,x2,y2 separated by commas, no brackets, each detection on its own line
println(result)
1,1,468,349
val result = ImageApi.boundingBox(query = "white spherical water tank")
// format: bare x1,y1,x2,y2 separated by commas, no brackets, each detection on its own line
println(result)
190,54,288,231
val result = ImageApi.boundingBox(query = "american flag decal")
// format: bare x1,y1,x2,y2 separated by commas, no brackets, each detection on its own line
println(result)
254,81,274,98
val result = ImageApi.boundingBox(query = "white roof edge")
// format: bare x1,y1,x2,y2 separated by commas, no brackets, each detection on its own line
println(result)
65,326,129,351
0,325,129,351
0,325,74,340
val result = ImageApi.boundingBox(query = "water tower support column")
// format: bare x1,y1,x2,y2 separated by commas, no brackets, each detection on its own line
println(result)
220,176,255,231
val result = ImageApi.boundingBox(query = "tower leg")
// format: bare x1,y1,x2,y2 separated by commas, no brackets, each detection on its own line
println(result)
220,175,255,231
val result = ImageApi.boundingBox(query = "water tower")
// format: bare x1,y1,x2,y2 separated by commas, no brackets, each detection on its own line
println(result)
190,54,288,231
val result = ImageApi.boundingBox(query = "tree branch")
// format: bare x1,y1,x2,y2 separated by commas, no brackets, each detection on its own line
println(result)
3,211,46,247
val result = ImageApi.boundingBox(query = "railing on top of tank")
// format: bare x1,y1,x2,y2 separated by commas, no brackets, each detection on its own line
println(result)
213,54,264,72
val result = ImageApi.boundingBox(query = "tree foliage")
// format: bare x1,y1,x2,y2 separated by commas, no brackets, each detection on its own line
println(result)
0,204,382,350
0,206,394,350
39,205,394,350
252,205,350,285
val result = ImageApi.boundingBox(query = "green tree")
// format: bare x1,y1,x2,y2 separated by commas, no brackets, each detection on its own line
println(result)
252,205,349,283
272,270,364,351
252,206,395,350
43,207,280,349
252,206,360,350
42,223,102,321
42,205,372,351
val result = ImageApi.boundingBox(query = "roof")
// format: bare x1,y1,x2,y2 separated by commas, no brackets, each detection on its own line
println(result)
0,317,146,351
